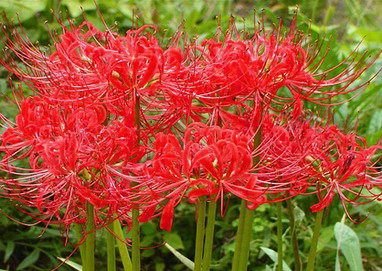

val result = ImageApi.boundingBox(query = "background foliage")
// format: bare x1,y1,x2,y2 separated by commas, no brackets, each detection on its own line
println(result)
0,0,381,270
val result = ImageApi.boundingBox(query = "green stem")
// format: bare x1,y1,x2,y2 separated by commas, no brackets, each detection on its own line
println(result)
233,130,261,271
201,200,217,271
131,84,141,271
194,198,206,271
84,203,95,271
132,209,140,271
237,207,254,271
74,224,86,265
286,200,302,271
231,201,247,271
106,225,116,271
306,210,324,271
113,220,132,271
311,0,319,22
276,202,283,271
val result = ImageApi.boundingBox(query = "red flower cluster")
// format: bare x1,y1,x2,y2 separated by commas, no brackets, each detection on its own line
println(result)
0,95,143,227
140,123,263,231
258,117,381,209
0,19,380,232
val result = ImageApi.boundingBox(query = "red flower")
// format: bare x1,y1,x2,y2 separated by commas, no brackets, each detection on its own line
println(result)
255,114,382,211
159,18,373,122
256,115,316,198
139,123,265,231
0,96,143,229
305,126,381,214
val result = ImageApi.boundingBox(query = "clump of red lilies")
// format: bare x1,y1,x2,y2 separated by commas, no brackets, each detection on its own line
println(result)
0,16,380,271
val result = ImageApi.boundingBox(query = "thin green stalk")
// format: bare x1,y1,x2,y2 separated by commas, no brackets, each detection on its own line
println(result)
132,84,141,271
231,201,247,271
106,226,116,271
237,207,254,271
306,210,324,271
84,203,95,271
132,209,140,271
234,130,261,271
286,200,302,271
113,220,132,271
311,0,320,22
276,202,283,271
74,224,86,265
194,198,206,271
201,200,217,271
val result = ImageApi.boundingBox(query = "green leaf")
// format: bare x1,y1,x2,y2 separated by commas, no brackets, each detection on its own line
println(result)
260,247,292,271
367,111,382,144
141,222,156,235
367,130,382,145
4,241,15,263
57,257,83,271
61,0,96,17
0,79,7,94
164,243,194,270
118,0,134,19
163,232,184,250
317,226,334,252
0,0,47,22
353,27,382,43
155,262,165,271
16,248,40,270
334,222,364,271
293,206,305,225
368,111,382,134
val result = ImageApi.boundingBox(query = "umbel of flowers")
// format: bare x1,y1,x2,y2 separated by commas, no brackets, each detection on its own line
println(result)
0,17,380,271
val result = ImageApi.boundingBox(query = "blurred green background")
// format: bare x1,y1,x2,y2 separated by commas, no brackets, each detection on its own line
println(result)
0,0,381,270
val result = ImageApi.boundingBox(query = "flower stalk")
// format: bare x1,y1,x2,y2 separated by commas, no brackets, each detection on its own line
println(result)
232,129,262,271
237,207,254,271
231,201,246,271
306,210,324,271
106,226,116,271
113,220,132,271
201,200,217,271
131,89,141,271
286,200,302,271
194,198,206,271
74,224,86,265
276,202,283,271
132,209,141,271
84,203,95,271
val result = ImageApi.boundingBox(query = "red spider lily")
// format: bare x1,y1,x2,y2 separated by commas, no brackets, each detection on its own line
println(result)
138,123,265,231
255,115,316,198
2,22,162,104
2,18,375,136
255,114,382,212
0,96,143,229
304,126,382,214
159,18,375,119
1,22,169,138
